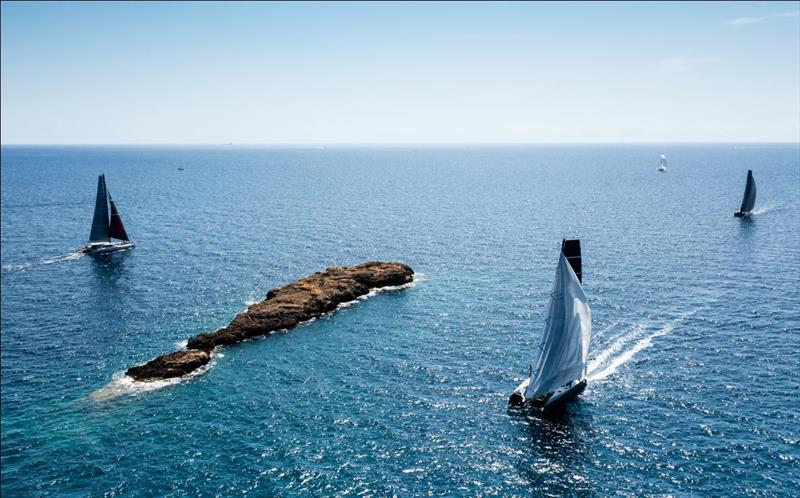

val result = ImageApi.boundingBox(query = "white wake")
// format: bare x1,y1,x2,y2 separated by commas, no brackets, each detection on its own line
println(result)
2,251,85,272
588,323,673,381
751,205,774,215
587,310,697,382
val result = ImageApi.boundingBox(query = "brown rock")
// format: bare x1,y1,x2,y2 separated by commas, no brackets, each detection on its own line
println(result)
126,349,210,381
187,261,413,350
126,261,413,381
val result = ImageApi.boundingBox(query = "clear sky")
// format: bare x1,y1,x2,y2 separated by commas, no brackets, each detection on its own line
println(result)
2,1,799,144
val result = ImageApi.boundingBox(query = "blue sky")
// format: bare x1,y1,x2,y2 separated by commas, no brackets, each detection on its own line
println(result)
2,1,798,144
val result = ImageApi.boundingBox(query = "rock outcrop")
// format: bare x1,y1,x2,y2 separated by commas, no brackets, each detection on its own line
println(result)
126,350,211,380
125,261,414,381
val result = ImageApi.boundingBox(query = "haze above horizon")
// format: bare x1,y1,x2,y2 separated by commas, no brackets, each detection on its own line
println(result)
2,1,799,145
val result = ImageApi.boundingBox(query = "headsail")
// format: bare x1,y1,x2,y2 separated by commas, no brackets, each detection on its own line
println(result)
525,249,591,399
660,154,667,169
89,174,110,242
739,169,756,214
108,196,130,241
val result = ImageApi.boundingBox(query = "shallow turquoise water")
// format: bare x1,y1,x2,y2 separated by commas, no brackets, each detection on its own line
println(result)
2,144,799,496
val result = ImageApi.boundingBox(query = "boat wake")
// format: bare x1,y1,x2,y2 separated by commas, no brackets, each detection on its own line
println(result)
90,351,223,401
586,322,650,376
587,310,697,382
751,205,774,215
587,322,673,381
2,251,86,273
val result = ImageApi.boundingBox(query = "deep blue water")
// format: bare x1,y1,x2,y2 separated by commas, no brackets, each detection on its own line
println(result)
2,144,799,496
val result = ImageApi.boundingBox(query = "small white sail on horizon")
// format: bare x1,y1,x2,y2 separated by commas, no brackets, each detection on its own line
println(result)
658,154,667,172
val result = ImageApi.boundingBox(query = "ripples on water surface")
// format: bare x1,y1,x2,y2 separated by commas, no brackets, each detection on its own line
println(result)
2,145,799,496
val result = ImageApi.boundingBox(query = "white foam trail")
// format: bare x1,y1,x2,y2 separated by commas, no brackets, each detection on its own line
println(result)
751,205,773,215
2,251,85,272
588,324,673,381
90,351,222,401
587,308,701,382
57,251,85,262
1,262,32,272
587,321,649,373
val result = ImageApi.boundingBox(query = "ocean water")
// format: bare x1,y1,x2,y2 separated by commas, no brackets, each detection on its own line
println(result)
1,144,798,497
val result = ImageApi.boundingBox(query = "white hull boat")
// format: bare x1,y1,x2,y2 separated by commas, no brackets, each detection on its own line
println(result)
82,241,135,255
509,239,591,415
81,174,135,255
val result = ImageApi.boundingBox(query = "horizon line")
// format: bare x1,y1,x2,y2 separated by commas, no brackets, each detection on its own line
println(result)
2,141,799,147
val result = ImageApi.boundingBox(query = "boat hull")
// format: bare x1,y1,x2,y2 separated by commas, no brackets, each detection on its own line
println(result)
83,242,135,255
734,211,750,218
542,379,587,414
508,378,530,407
508,378,587,414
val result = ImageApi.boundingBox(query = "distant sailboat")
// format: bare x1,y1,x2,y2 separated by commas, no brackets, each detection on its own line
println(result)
509,239,591,414
734,170,757,218
658,154,667,172
81,174,135,255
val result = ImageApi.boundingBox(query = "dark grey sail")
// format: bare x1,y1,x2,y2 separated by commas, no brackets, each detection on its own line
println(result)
89,174,110,242
108,196,130,241
738,169,756,214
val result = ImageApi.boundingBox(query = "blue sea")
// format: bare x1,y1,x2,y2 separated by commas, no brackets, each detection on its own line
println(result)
2,144,799,496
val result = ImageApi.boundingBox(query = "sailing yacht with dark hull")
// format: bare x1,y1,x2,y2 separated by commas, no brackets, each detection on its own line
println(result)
81,174,134,255
734,170,756,218
509,239,591,415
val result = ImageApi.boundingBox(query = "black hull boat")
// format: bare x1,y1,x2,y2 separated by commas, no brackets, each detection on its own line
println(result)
734,170,756,218
509,239,591,415
540,379,587,414
81,174,135,255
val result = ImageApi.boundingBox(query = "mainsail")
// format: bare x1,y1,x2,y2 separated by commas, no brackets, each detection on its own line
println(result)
89,175,110,242
660,154,667,169
108,196,130,241
739,169,756,214
525,253,592,399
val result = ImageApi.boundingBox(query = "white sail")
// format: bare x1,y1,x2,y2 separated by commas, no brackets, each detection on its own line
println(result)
525,253,591,399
